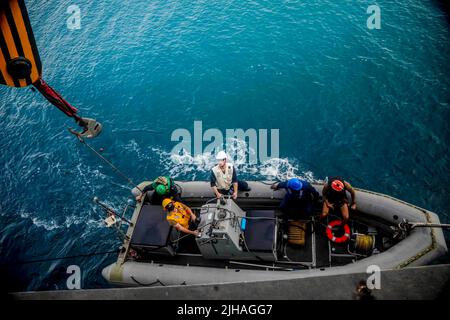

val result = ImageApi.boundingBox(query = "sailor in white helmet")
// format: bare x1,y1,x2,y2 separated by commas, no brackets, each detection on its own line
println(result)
210,151,250,199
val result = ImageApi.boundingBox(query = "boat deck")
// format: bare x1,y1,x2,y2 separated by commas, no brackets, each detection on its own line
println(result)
129,201,391,271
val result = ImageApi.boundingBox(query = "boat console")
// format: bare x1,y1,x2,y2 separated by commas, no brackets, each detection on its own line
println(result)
196,198,278,261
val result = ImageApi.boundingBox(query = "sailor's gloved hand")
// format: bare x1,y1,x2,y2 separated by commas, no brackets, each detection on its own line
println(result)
270,183,278,190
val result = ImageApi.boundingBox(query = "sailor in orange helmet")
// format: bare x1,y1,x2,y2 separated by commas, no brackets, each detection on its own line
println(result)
320,177,356,223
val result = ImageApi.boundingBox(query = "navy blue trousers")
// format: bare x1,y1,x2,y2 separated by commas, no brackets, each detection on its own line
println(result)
280,194,315,218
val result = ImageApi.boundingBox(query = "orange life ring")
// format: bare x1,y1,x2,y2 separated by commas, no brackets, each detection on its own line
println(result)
326,220,351,243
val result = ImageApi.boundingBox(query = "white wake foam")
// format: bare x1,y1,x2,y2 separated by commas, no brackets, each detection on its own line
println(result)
145,137,320,182
19,209,103,232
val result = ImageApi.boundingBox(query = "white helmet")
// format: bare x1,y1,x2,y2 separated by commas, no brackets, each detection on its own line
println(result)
215,150,228,160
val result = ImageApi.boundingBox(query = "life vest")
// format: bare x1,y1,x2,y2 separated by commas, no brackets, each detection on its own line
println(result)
212,163,234,190
166,201,191,229
326,177,347,204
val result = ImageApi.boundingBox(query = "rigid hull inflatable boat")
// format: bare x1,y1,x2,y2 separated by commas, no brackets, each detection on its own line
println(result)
102,181,448,287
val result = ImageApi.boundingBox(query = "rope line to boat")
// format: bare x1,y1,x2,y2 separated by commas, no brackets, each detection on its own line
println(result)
68,128,143,193
130,276,167,287
0,249,121,266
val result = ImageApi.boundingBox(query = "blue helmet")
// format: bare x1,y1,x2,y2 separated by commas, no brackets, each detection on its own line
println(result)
287,178,302,191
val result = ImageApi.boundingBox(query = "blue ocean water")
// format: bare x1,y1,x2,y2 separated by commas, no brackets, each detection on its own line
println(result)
0,0,449,291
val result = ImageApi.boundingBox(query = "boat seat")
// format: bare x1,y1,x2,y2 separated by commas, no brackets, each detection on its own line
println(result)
130,204,173,253
244,210,276,252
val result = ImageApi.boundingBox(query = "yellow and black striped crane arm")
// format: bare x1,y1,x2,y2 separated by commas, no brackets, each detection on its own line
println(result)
0,0,101,138
0,0,42,87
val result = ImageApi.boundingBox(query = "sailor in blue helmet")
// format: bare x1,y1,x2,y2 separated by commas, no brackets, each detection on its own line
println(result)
271,178,319,218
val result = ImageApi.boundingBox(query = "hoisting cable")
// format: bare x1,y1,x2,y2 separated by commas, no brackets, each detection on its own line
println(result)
0,249,121,266
33,78,79,118
68,129,143,193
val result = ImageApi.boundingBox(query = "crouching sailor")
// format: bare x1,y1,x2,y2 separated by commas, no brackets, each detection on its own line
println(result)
210,151,250,200
271,178,319,219
320,177,356,223
162,198,200,237
134,176,181,205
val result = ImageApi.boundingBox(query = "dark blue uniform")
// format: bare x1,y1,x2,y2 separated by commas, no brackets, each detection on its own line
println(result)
276,180,319,218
